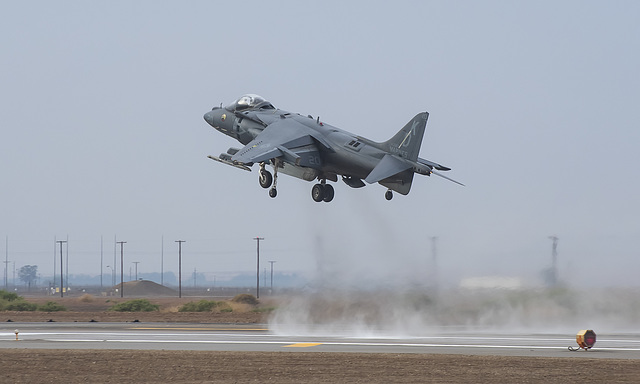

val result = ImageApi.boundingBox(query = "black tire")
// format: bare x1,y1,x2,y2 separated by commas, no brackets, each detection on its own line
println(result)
311,184,325,202
385,190,393,200
269,188,277,198
322,184,334,202
259,170,273,189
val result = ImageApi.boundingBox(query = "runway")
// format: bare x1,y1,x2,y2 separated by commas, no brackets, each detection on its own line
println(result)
2,322,640,359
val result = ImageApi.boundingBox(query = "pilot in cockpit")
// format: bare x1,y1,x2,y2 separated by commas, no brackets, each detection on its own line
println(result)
226,94,275,112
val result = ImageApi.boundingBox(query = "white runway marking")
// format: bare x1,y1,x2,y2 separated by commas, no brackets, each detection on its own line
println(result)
3,326,640,358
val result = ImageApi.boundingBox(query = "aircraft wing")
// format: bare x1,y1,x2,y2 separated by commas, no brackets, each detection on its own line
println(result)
230,120,323,168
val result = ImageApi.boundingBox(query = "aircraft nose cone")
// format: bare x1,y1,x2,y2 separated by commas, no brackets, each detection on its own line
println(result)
203,111,215,126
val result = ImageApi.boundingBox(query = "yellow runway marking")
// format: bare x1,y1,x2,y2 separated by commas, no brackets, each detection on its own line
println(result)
283,343,322,348
131,327,268,331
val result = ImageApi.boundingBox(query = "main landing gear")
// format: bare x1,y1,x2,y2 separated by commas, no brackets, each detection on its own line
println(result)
258,162,278,198
311,181,334,203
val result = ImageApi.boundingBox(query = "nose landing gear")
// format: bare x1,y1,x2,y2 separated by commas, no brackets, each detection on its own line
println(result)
259,162,278,198
258,163,273,189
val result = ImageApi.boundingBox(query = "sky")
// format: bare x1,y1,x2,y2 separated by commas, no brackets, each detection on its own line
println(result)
1,1,639,288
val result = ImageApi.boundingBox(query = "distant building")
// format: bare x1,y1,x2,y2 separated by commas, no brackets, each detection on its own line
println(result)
459,276,522,290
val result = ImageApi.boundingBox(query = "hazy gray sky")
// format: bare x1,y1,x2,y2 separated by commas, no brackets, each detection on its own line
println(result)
1,1,638,287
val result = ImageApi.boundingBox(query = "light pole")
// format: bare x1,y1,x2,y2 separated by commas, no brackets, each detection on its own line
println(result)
106,265,112,288
548,236,559,286
268,260,276,292
116,241,126,297
175,240,185,298
3,261,10,290
100,236,103,289
254,237,264,298
161,236,164,286
4,236,8,289
430,236,438,293
132,261,140,281
56,240,67,297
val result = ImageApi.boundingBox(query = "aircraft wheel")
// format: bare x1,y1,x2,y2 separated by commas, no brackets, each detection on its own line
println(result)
311,184,325,202
259,170,273,189
322,184,334,202
269,188,277,198
385,190,393,200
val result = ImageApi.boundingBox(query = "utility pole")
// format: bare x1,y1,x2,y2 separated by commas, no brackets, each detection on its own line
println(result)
548,236,559,286
106,265,112,288
4,236,7,289
268,260,276,292
132,261,140,280
53,236,56,291
117,241,126,297
56,240,67,297
113,235,117,287
430,236,438,293
161,236,164,286
175,240,185,298
66,235,69,293
100,236,103,289
3,261,10,290
254,237,264,298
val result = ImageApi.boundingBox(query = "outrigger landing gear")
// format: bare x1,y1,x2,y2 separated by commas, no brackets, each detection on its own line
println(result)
385,189,393,201
311,180,334,203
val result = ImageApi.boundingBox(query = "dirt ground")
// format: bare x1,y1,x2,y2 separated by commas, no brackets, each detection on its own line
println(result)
2,349,639,383
3,293,640,383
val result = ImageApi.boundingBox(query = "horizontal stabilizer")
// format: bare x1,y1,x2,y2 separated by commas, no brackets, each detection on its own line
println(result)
207,155,251,171
417,157,450,171
365,154,412,184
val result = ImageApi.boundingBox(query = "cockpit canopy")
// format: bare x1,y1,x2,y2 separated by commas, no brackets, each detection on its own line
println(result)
226,94,275,112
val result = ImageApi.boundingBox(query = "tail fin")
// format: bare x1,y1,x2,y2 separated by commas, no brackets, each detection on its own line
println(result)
384,112,428,162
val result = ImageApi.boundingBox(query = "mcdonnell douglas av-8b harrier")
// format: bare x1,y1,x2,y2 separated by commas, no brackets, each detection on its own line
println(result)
204,94,462,202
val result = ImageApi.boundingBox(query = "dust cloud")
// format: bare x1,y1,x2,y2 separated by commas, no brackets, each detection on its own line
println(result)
273,195,640,337
269,285,640,337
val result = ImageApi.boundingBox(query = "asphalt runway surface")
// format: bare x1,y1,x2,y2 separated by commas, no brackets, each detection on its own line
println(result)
2,322,639,359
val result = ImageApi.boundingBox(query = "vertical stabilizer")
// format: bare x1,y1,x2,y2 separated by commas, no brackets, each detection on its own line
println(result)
384,112,428,162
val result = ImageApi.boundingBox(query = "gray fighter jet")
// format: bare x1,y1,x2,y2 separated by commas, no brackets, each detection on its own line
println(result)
204,94,462,202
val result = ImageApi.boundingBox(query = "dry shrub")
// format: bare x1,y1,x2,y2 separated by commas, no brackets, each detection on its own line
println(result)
78,294,94,303
178,300,218,312
231,294,259,306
